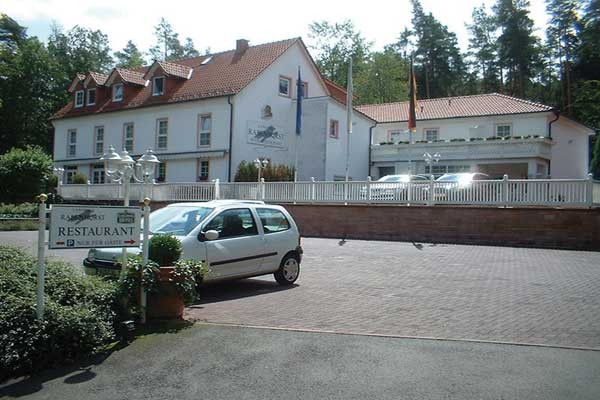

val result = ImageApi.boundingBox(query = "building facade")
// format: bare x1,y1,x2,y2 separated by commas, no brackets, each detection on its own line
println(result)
357,94,593,179
51,38,374,184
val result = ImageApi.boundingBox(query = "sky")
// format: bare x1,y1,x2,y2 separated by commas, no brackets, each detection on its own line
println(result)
3,0,550,56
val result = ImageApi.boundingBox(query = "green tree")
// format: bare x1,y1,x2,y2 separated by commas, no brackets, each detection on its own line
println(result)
494,0,542,97
114,40,145,68
307,20,372,88
545,0,582,114
182,37,199,58
575,0,600,81
408,0,466,98
354,50,408,104
0,26,64,153
0,146,53,203
466,5,502,93
47,23,113,81
149,18,184,61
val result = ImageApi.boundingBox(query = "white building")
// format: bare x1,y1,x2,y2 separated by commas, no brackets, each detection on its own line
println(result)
51,38,374,184
357,94,594,179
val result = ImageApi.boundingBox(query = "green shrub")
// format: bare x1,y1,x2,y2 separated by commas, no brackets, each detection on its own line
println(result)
149,234,182,266
0,245,119,380
0,202,38,218
71,172,88,184
0,146,53,203
234,161,295,182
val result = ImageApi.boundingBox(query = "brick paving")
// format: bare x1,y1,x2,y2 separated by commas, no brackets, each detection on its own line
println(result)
186,238,600,349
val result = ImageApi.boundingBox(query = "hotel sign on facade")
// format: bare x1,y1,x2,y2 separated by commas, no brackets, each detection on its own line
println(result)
49,205,141,249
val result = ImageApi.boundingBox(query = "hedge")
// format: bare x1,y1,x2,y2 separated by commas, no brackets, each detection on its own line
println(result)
0,246,120,380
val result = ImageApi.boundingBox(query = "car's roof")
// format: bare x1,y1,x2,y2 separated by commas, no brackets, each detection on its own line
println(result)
166,200,268,208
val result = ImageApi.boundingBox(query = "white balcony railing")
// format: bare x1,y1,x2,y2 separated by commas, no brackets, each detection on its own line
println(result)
58,176,600,208
371,137,553,162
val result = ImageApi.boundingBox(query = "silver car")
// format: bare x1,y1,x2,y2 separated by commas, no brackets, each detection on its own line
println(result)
84,200,303,285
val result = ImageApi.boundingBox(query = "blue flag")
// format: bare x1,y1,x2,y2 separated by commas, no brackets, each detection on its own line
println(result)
295,67,303,135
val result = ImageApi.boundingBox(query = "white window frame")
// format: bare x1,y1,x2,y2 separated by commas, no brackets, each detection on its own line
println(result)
123,122,134,152
87,88,96,106
93,126,104,156
495,123,512,137
64,165,78,184
197,114,211,147
424,128,439,142
156,162,167,182
67,129,77,157
152,76,165,96
91,164,105,184
329,119,339,139
156,118,168,150
112,83,124,102
74,90,84,108
279,76,291,97
197,159,210,181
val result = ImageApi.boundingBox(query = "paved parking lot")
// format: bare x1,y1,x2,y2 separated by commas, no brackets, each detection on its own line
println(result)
2,231,599,349
188,238,600,349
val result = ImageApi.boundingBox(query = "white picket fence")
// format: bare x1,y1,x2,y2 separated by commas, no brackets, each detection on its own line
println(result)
59,176,600,207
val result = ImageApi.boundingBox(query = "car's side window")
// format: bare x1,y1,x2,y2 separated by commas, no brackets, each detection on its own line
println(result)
256,208,290,234
204,208,258,239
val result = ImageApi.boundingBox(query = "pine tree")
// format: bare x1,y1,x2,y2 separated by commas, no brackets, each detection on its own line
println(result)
575,0,600,81
494,0,541,97
545,0,581,114
466,5,502,93
182,37,199,58
114,40,145,68
149,18,184,61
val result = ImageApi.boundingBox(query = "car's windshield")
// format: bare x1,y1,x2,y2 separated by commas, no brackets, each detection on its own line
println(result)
379,175,409,182
437,174,472,182
146,206,213,236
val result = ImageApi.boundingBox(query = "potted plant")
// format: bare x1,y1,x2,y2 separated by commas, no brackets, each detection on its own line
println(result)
119,234,208,321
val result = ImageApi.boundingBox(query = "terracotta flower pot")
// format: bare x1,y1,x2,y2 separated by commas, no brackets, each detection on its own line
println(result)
147,267,185,320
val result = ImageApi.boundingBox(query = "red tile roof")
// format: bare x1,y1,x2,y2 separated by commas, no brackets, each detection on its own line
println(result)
113,68,147,86
356,93,554,123
145,60,192,80
87,71,109,86
324,79,349,105
52,38,300,120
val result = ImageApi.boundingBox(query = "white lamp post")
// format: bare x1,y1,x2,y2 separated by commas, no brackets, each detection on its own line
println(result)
423,152,441,178
253,158,269,182
99,146,160,270
52,167,65,195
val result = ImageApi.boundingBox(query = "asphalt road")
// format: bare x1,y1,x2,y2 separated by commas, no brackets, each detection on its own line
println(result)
1,324,599,400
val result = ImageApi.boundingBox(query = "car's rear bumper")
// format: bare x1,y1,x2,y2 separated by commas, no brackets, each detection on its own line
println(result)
296,246,303,262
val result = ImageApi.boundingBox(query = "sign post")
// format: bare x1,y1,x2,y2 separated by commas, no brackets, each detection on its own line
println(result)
140,198,151,324
36,194,47,320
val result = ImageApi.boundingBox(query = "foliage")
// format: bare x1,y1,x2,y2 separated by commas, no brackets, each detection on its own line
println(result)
149,234,183,266
354,50,409,104
0,245,119,380
466,5,502,93
0,23,64,153
182,37,200,58
0,146,53,203
114,40,145,68
71,172,88,184
170,259,210,304
408,0,466,98
591,133,600,179
574,0,600,81
234,161,295,182
307,20,372,88
149,18,185,61
0,202,37,218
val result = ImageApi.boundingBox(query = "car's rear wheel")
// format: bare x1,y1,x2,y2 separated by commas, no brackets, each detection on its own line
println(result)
274,253,300,285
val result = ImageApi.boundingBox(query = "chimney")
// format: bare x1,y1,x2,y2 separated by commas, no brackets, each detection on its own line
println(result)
235,39,249,55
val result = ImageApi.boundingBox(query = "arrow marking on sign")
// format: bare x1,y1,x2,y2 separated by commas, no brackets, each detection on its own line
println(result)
124,239,136,244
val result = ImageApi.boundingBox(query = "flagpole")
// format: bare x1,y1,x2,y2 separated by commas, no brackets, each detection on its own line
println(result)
345,58,353,182
294,66,303,182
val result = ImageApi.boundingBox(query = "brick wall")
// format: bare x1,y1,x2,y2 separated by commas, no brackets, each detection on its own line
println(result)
281,204,600,251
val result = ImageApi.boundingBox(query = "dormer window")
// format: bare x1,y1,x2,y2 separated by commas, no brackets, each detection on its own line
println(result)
74,90,84,108
87,89,96,106
153,76,165,96
112,84,124,102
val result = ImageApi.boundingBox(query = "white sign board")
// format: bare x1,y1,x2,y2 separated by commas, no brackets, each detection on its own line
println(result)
49,205,141,249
